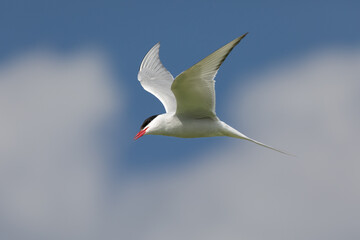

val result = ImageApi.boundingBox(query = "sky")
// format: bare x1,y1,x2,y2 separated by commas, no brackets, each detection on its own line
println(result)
0,0,360,239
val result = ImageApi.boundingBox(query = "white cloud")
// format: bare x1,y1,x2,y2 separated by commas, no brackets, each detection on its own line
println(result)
0,50,119,240
1,47,360,240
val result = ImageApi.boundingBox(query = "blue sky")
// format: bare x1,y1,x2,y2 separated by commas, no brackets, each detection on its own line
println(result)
4,0,356,171
1,1,360,239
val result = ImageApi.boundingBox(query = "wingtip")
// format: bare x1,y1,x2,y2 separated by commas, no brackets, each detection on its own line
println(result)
231,33,248,46
153,42,160,50
239,32,248,40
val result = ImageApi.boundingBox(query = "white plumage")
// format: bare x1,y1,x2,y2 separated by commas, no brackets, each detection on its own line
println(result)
135,33,290,155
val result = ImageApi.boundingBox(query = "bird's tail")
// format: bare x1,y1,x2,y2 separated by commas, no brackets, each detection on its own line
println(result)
221,123,294,156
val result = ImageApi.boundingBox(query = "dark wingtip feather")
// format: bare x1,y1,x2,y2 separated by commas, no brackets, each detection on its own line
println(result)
215,33,248,70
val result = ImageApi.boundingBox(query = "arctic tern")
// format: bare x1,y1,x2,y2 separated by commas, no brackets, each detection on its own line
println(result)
135,33,290,155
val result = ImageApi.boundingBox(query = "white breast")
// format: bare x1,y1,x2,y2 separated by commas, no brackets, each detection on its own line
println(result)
155,114,225,138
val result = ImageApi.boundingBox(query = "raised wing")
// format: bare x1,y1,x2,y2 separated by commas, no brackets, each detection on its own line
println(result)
171,33,248,118
138,43,176,113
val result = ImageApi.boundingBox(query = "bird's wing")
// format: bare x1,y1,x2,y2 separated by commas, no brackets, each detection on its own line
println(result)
138,43,176,113
171,33,248,118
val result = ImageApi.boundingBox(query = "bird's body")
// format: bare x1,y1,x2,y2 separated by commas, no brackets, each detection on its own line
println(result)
145,114,224,138
135,33,290,155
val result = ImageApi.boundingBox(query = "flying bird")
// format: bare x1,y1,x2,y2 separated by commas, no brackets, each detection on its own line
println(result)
135,33,289,155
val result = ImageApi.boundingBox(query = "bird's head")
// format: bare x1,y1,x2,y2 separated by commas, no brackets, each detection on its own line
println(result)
134,114,160,140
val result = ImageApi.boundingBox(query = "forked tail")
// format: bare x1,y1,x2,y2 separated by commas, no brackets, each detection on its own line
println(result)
242,136,294,156
222,123,294,156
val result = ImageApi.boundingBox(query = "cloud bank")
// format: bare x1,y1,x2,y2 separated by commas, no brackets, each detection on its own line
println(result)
0,47,359,240
0,50,119,240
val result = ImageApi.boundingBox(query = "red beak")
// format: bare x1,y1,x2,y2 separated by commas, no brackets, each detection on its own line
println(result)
134,127,148,140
